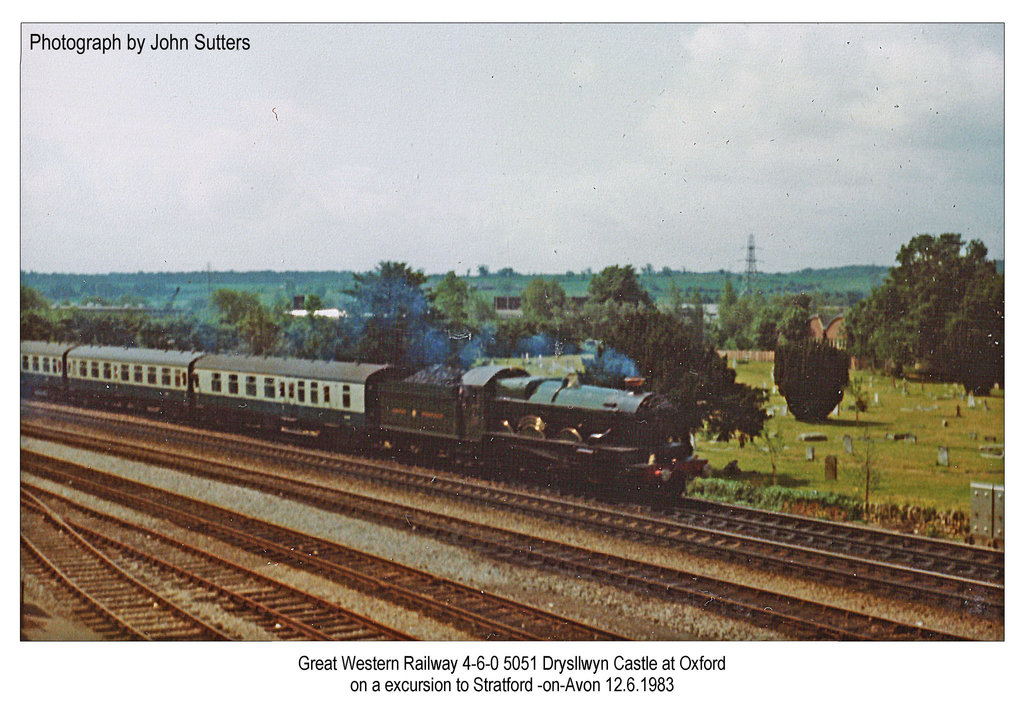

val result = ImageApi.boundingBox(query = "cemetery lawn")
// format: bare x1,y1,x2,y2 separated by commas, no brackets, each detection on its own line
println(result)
699,361,1004,513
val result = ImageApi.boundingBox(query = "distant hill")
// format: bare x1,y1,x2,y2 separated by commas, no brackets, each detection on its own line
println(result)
20,264,899,312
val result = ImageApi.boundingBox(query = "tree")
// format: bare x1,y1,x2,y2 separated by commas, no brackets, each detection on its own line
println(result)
21,284,50,312
778,294,813,345
350,261,433,367
21,285,55,341
212,289,281,355
586,265,654,307
774,340,851,422
599,309,767,441
520,277,567,325
431,271,472,329
845,233,1003,393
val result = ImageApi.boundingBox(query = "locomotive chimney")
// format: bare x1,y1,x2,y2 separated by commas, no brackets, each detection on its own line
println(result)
624,376,646,392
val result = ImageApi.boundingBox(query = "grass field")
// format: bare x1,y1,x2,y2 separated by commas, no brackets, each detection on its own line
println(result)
701,361,1003,513
490,355,1004,514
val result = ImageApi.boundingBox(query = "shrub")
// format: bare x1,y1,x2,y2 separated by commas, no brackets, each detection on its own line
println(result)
774,340,851,422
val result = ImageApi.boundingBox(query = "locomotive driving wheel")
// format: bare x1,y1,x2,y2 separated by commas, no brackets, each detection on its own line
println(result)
554,427,583,442
516,415,546,438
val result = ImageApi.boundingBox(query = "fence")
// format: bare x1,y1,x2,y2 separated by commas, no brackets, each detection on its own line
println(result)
717,350,775,362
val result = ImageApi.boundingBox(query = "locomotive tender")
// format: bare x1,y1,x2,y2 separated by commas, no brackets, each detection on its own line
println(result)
20,340,707,496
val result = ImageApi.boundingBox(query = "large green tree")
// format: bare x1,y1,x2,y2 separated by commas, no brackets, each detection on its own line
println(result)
600,309,767,441
21,285,54,341
350,261,438,367
431,271,472,329
774,340,851,422
212,289,281,355
586,264,654,307
845,233,1003,393
520,277,568,325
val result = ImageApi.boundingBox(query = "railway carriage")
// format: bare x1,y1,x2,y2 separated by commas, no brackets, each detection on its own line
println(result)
191,353,391,437
20,341,74,398
63,345,202,416
21,339,707,498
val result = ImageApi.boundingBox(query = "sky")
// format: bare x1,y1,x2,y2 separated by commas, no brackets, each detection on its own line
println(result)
20,23,1005,275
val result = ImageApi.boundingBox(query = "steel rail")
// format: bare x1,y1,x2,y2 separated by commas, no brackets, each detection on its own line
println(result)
21,450,621,642
21,445,969,641
21,414,1003,619
23,483,412,641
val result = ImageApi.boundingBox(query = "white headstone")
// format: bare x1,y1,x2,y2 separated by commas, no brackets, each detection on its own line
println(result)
937,447,950,467
843,435,853,454
806,446,815,461
968,392,976,408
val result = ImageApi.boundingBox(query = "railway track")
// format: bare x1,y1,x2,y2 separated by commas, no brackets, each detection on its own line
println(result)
21,405,1004,620
21,489,230,641
21,449,621,642
21,436,970,640
22,484,411,641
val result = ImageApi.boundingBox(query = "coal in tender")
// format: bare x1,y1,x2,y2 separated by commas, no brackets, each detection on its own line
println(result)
405,364,466,386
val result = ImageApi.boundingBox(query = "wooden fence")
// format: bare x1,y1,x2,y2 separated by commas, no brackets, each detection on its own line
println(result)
717,350,775,362
717,349,862,369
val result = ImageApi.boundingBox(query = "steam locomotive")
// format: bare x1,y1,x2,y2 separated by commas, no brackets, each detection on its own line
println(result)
20,340,708,497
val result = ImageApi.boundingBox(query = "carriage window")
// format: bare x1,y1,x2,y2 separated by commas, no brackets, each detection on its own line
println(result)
103,363,112,379
121,364,130,381
147,366,157,384
279,381,285,398
190,373,199,390
32,356,40,371
211,373,222,392
134,365,143,382
342,384,351,409
323,385,330,403
90,362,99,378
228,374,238,395
310,382,319,404
161,368,171,386
297,381,305,403
80,361,87,377
246,375,257,397
42,358,50,373
21,355,29,370
288,382,295,399
264,378,275,398
57,360,62,373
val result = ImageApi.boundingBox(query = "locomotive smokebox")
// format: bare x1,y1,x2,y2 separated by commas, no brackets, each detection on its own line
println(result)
623,377,646,392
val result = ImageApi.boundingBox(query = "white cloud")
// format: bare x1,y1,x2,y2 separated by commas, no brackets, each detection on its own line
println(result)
20,23,1003,274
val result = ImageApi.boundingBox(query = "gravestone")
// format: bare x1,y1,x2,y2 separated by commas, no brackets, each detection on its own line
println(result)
874,392,879,405
968,392,976,408
798,432,828,442
937,447,950,467
843,435,853,454
824,455,838,480
806,446,815,461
